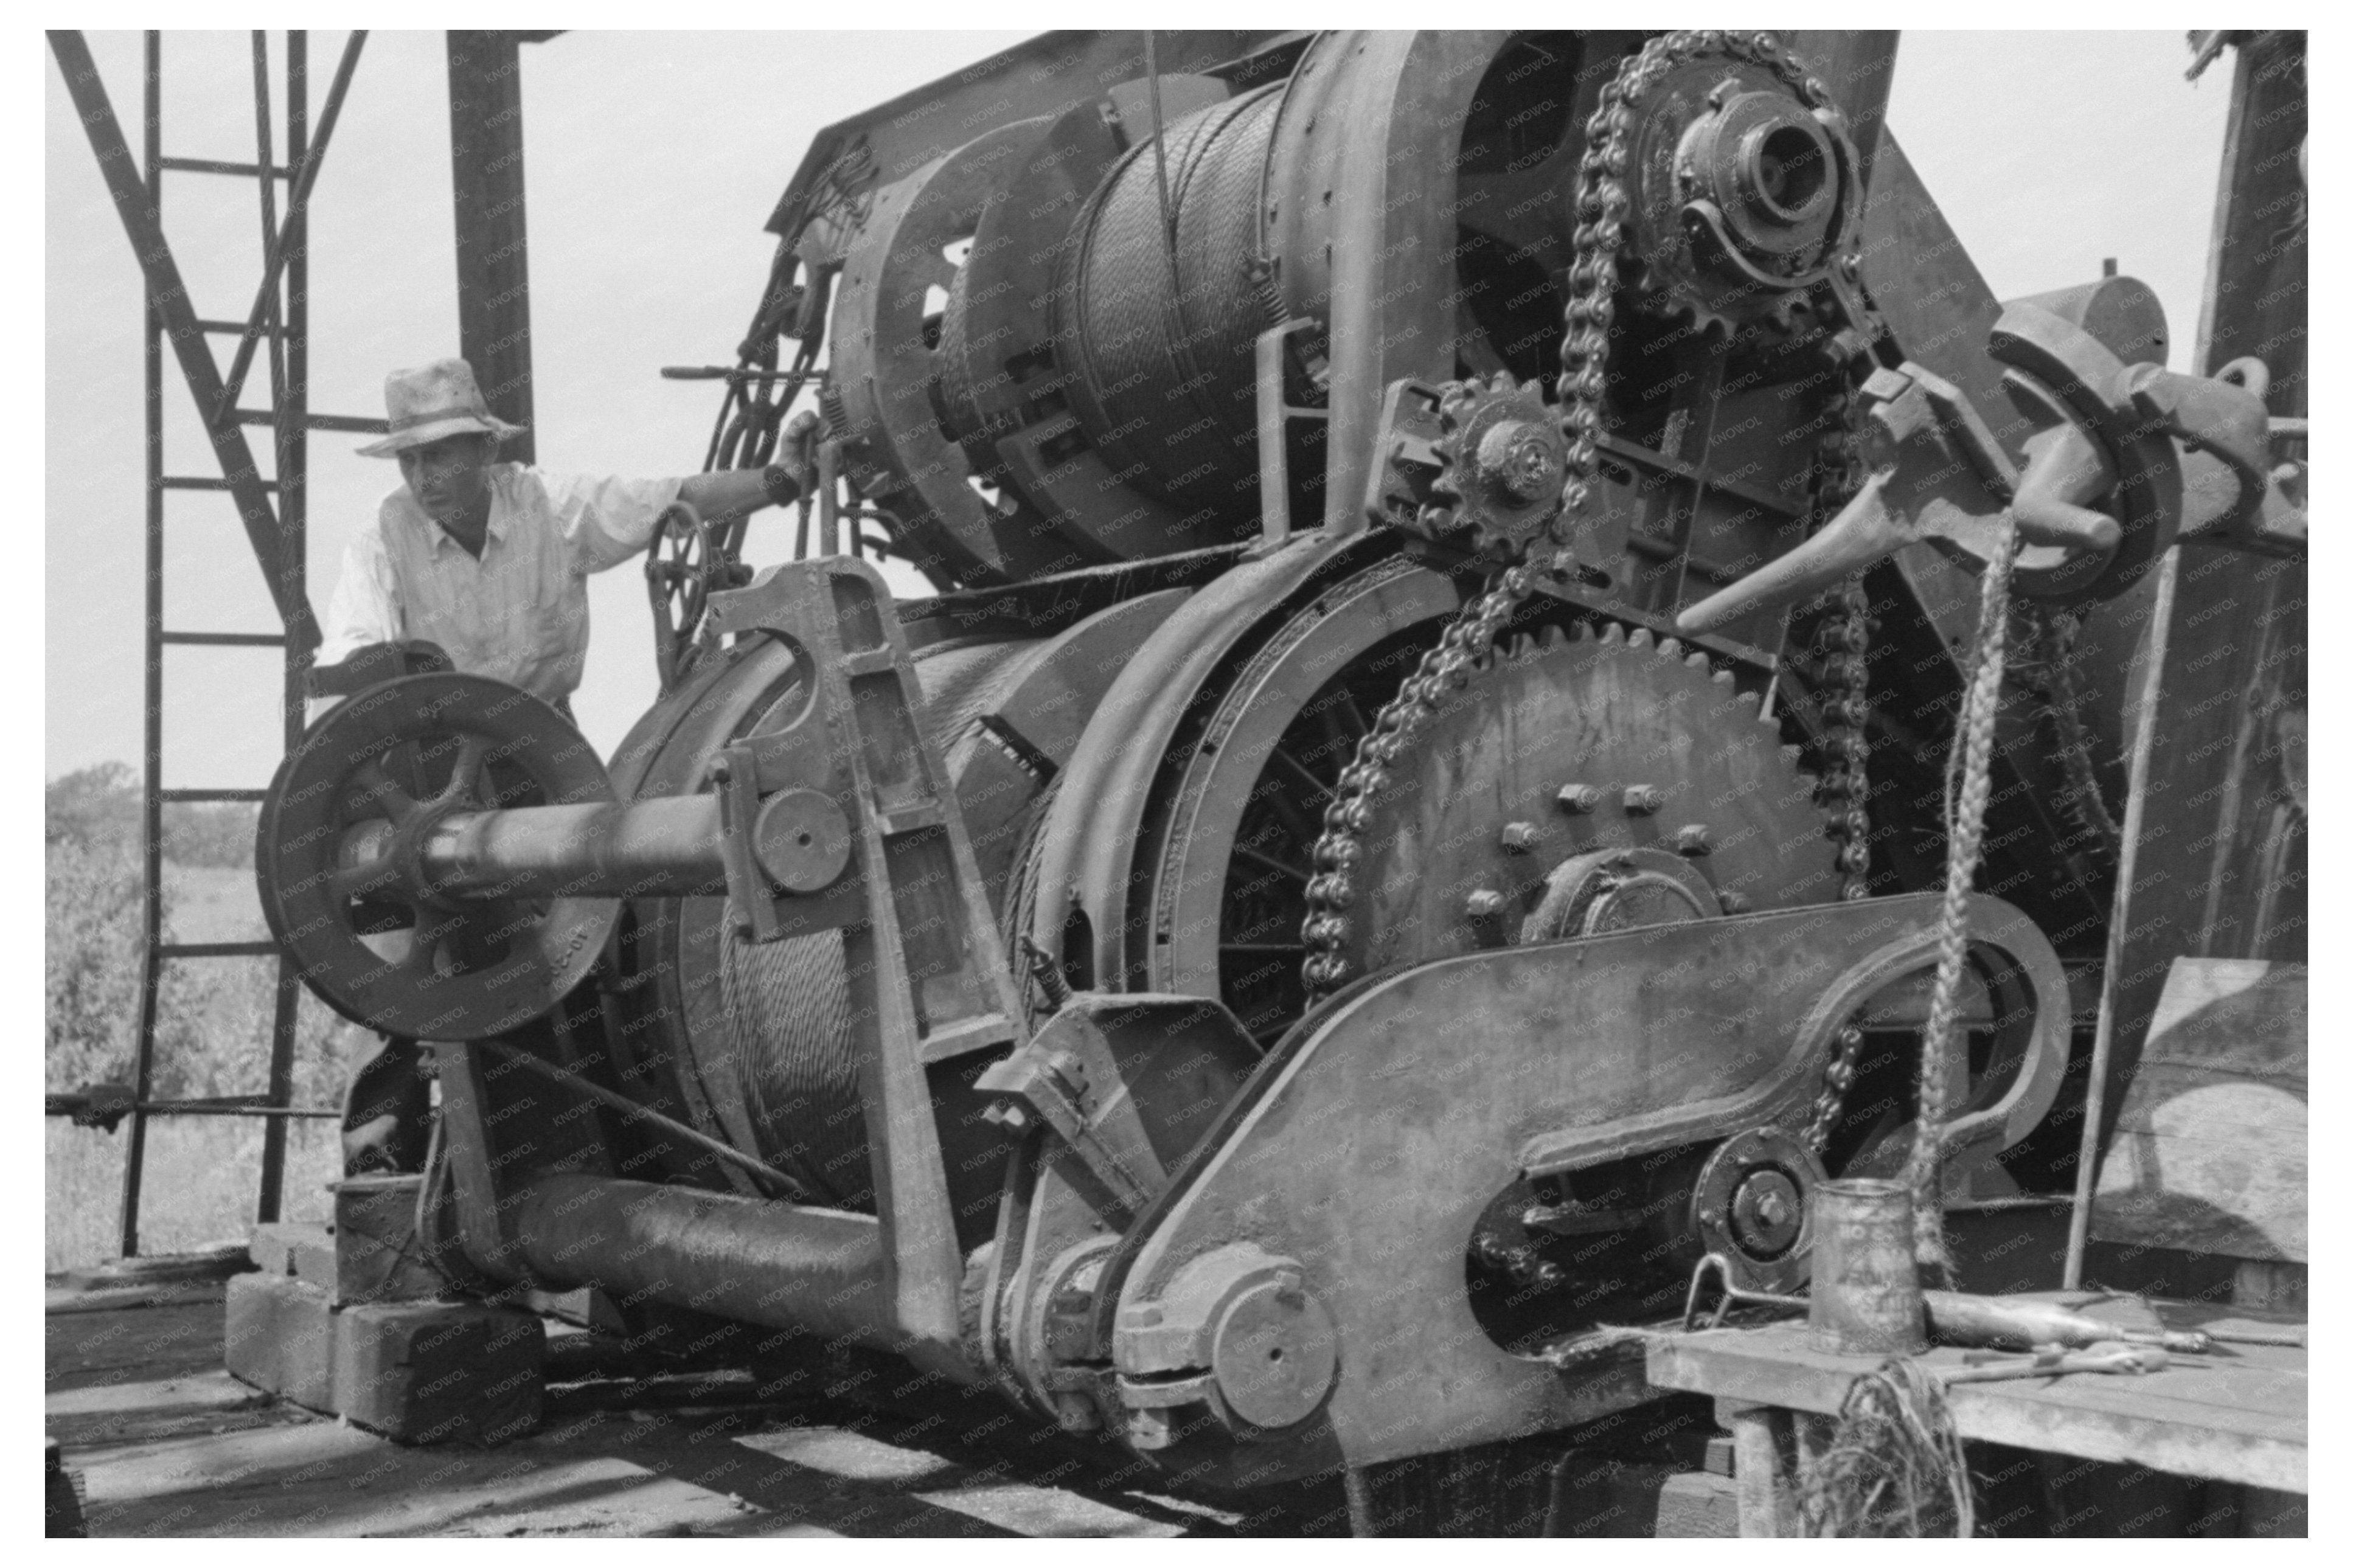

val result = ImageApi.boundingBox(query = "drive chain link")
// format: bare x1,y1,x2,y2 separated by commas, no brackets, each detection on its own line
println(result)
1300,30,1871,1055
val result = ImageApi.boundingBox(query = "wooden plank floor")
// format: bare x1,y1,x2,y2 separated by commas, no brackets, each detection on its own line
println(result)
1646,1294,2307,1494
47,1295,1347,1538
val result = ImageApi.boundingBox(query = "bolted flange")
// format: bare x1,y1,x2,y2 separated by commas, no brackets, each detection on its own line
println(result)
1689,1126,1826,1293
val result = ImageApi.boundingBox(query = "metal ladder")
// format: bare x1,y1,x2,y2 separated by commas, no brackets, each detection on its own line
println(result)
51,30,383,1255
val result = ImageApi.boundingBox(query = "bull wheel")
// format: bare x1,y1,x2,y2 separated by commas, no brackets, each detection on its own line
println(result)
258,673,617,1041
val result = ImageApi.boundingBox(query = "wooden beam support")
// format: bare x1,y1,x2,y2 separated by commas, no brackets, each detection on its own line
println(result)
448,30,537,463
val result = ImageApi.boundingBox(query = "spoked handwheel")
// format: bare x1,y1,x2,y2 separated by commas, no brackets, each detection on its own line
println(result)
257,674,619,1041
647,501,715,690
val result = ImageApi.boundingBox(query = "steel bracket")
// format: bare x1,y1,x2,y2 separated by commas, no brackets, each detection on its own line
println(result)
705,555,1028,1361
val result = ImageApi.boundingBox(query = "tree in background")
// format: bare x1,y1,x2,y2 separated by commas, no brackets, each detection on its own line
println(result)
45,764,350,1105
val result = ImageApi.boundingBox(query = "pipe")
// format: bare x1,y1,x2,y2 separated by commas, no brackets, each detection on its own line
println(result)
501,1172,967,1368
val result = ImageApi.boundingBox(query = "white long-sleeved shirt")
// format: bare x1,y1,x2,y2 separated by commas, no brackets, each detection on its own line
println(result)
316,463,681,706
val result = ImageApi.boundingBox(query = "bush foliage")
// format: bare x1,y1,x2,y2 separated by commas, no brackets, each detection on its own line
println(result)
46,765,363,1268
44,762,350,1105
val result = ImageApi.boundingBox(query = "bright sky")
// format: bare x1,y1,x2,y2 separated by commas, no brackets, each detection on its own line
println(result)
44,30,2232,786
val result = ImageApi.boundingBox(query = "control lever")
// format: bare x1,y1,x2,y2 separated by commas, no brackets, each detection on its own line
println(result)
1678,304,2304,637
1677,360,2113,633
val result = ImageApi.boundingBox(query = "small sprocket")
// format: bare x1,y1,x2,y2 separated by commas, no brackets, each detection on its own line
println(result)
1364,371,1571,563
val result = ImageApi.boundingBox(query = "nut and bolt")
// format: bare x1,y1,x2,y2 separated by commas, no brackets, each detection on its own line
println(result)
1500,821,1540,854
1622,784,1663,816
1674,824,1712,857
982,1101,1032,1132
1718,889,1751,915
1475,420,1563,505
1557,783,1601,814
1465,888,1508,920
1729,1168,1805,1255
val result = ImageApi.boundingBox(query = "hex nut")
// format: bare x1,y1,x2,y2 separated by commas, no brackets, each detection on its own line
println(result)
1557,783,1601,814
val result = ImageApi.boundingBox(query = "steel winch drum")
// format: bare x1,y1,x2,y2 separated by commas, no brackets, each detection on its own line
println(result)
606,633,1055,1213
1054,85,1289,524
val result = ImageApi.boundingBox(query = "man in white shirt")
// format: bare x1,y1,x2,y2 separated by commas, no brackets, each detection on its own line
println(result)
320,357,811,1173
315,356,808,715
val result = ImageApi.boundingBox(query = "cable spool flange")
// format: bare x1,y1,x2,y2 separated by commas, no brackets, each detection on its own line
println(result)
829,123,1066,588
934,77,1242,566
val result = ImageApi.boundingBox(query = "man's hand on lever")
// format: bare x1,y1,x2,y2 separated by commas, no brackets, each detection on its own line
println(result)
675,409,824,520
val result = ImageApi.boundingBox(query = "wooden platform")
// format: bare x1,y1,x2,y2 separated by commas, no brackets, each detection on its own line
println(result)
1646,1292,2306,1514
46,1292,1345,1538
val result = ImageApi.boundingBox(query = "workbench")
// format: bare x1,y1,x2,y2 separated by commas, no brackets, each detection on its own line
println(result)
1644,1293,2306,1536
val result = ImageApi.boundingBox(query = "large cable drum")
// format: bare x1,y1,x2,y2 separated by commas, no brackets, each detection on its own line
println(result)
703,637,1049,1209
602,586,1194,1239
603,633,1052,1219
1055,85,1287,525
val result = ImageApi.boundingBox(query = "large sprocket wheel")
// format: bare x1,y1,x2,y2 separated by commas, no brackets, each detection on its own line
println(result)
1136,555,1837,1050
1336,618,1838,982
1615,48,1860,335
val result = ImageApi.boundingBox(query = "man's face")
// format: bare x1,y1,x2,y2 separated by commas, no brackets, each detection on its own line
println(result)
397,433,496,527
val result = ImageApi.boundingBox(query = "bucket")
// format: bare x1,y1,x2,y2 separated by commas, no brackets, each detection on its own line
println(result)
1808,1178,1925,1355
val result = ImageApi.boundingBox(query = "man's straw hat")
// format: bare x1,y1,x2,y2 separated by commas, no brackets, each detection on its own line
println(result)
356,358,527,458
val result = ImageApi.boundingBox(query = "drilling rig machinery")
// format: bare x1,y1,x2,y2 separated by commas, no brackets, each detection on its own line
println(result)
255,29,2301,1527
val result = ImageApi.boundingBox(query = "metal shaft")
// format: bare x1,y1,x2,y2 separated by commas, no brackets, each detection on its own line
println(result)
347,794,733,900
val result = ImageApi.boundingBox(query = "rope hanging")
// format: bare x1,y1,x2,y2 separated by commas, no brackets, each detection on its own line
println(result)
1799,1357,1976,1537
1905,513,2020,1282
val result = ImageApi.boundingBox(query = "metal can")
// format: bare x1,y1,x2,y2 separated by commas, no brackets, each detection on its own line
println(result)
1807,1178,1925,1355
